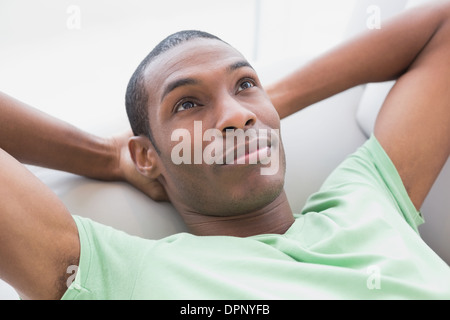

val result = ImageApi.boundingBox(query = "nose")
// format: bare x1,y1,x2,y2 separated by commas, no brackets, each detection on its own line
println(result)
215,94,257,134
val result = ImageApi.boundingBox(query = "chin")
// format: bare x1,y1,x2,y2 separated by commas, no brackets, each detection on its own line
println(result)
169,150,287,218
211,174,286,217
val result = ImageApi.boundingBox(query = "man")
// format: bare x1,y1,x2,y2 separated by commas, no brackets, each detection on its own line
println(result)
0,2,449,299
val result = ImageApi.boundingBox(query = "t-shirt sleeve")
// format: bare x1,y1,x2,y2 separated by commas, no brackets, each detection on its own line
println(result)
364,134,424,230
301,134,424,233
61,215,156,300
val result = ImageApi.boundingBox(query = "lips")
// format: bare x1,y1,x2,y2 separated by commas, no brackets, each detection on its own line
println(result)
220,134,274,166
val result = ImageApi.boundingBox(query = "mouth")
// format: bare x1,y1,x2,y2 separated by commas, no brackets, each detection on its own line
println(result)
222,146,271,166
220,134,275,166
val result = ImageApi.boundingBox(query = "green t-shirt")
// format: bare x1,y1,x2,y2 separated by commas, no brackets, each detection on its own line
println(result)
62,135,450,299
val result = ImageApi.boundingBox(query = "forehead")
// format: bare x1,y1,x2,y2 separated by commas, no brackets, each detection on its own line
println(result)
143,38,248,99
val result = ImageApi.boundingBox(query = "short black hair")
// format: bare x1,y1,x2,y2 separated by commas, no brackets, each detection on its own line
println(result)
125,30,224,152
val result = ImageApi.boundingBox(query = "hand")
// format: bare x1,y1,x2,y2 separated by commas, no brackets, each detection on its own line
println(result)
110,131,169,202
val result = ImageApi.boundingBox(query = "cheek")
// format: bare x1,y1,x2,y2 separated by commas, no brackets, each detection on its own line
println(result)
250,92,281,127
156,130,211,185
158,160,221,212
162,127,209,166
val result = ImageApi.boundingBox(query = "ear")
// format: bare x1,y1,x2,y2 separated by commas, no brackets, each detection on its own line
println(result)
128,135,161,179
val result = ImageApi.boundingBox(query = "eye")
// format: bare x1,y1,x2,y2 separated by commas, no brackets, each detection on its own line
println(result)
175,100,198,113
237,79,256,93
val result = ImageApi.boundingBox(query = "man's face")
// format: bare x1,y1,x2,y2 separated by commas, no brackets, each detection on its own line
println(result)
144,38,286,217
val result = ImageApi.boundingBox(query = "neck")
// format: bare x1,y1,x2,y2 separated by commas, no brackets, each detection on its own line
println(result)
180,191,295,237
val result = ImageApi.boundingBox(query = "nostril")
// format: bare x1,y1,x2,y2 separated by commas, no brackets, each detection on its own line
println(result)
222,119,254,134
223,126,237,133
245,118,255,127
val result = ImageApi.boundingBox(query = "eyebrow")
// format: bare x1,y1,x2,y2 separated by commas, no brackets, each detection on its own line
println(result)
227,60,254,73
160,60,254,103
160,78,199,103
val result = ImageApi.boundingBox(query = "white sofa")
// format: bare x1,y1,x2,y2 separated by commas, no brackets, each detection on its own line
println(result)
1,0,448,300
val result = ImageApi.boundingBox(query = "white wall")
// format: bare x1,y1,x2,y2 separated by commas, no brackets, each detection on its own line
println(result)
0,0,357,132
0,0,257,132
256,0,356,61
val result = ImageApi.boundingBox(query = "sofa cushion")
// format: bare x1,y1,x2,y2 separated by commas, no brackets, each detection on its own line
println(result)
356,81,396,137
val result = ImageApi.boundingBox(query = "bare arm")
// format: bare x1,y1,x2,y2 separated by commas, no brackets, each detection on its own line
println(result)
0,148,79,299
0,91,121,180
0,91,168,201
266,2,447,119
267,1,450,210
0,91,168,299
